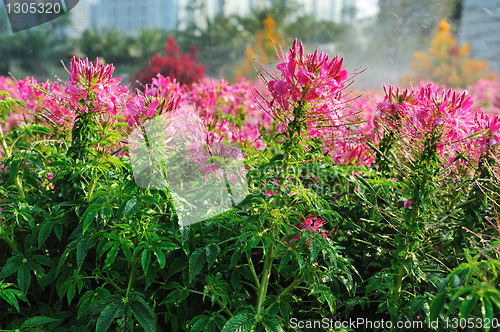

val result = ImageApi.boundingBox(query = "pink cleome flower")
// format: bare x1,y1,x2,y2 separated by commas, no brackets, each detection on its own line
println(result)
287,216,328,246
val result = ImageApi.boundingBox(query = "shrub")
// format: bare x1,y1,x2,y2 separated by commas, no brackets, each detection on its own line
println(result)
134,36,206,88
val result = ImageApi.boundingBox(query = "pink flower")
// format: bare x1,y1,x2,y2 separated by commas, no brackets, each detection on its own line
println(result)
257,38,350,138
126,87,180,127
404,200,413,209
67,57,119,88
287,216,328,246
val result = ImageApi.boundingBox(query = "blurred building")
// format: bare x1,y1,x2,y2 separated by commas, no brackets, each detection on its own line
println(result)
79,0,358,35
67,0,99,38
459,0,500,70
91,0,177,34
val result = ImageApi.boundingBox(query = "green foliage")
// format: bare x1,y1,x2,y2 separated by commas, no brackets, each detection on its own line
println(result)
0,84,357,331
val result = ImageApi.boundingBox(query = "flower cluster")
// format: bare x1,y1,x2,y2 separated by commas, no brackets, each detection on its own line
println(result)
64,57,129,117
260,39,349,130
288,216,328,246
126,86,181,127
375,83,482,167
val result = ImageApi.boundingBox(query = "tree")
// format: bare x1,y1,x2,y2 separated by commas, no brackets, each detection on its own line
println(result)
134,36,206,87
376,0,456,66
173,15,250,79
78,28,135,65
282,15,347,45
409,18,489,87
0,11,71,78
235,14,282,79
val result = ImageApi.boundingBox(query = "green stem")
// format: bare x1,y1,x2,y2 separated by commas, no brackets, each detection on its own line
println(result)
279,278,303,298
126,258,139,297
97,270,124,294
246,251,260,289
391,264,405,331
392,264,405,303
256,244,274,317
266,278,304,313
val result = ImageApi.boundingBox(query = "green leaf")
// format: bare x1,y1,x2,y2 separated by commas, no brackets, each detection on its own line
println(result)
310,237,320,261
21,316,59,328
0,288,24,312
67,282,76,306
165,258,187,280
96,301,121,332
9,157,22,181
230,249,241,269
262,315,284,332
221,313,255,332
483,296,493,332
323,291,336,313
189,248,206,282
24,124,53,136
38,220,54,247
130,299,156,332
91,294,122,315
191,315,210,332
0,255,22,279
124,198,142,218
83,211,97,234
243,235,260,253
121,243,133,266
366,273,383,294
430,292,448,321
77,291,95,320
76,236,96,271
152,248,166,269
206,244,220,269
142,249,152,274
459,294,479,318
17,263,31,294
21,212,35,229
278,251,291,271
105,245,119,268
